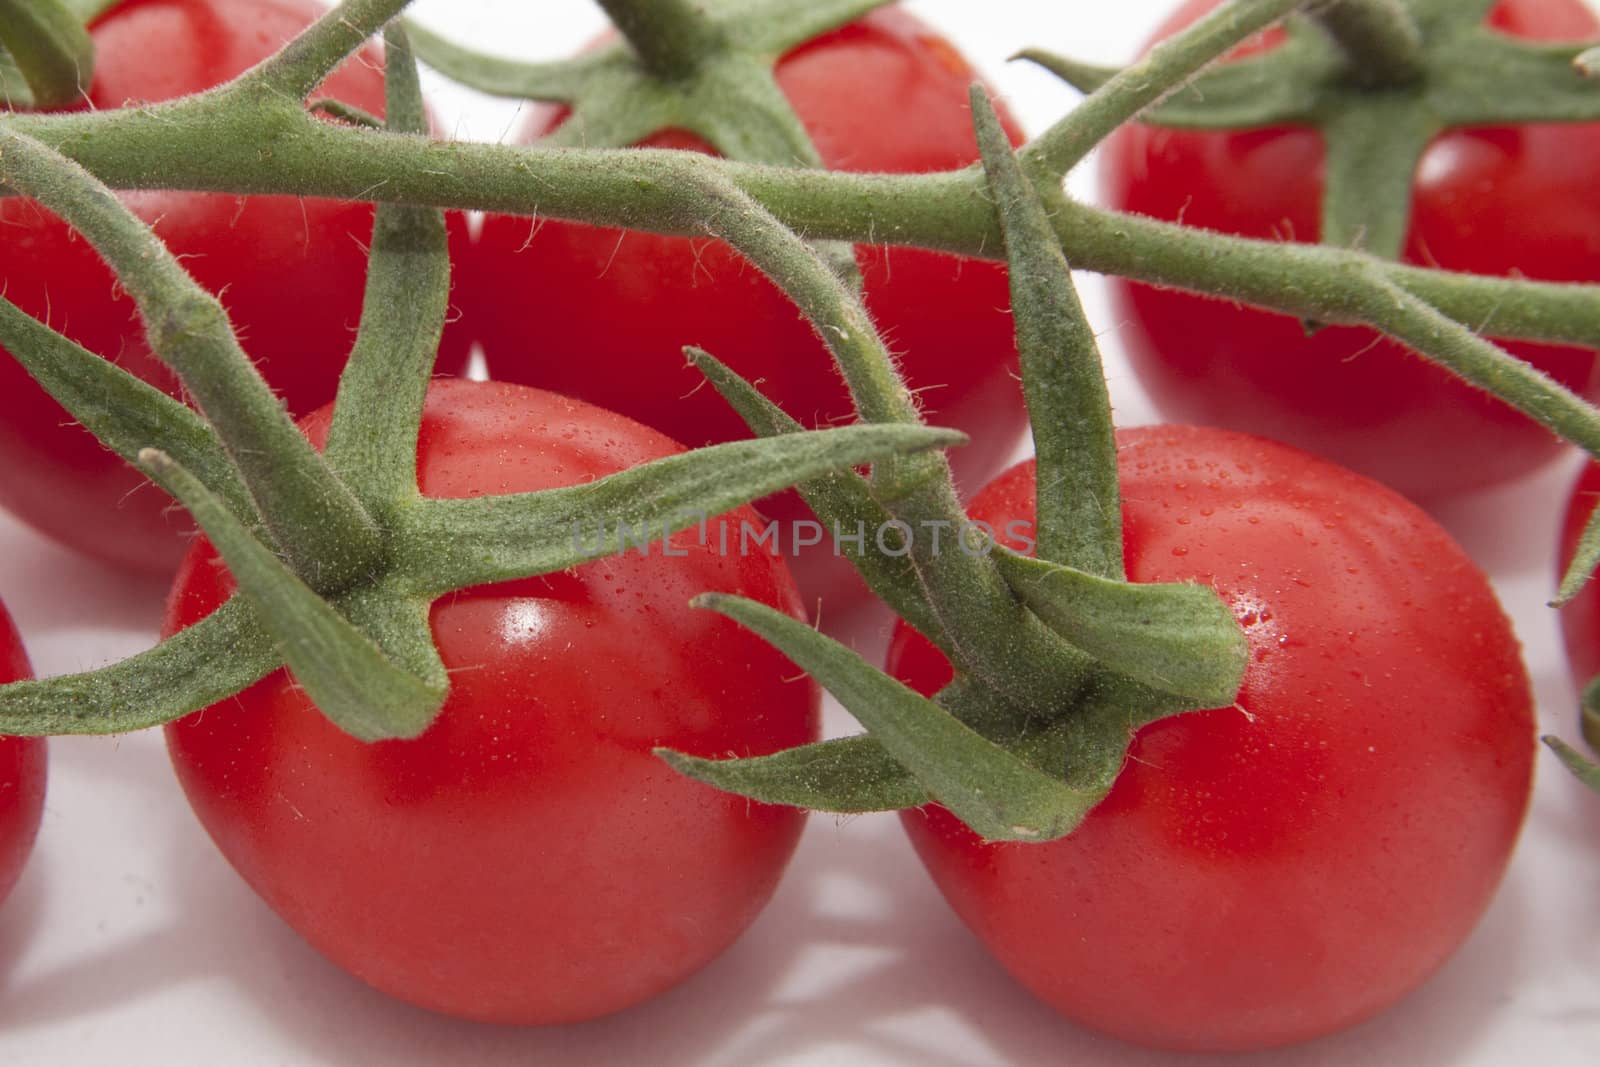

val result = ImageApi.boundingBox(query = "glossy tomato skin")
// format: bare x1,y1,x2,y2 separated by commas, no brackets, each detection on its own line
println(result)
163,380,818,1024
0,603,45,910
1102,0,1600,498
1557,462,1600,689
888,427,1534,1052
472,8,1028,608
0,0,470,573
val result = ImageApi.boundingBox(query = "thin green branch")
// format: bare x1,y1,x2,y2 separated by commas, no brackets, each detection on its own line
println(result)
0,119,383,591
324,23,449,511
1348,269,1600,465
242,0,413,101
1022,0,1305,176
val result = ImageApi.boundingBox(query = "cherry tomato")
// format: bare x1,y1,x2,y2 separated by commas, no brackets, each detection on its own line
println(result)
162,379,818,1024
1101,0,1600,498
0,0,470,572
0,602,45,910
888,426,1534,1052
1557,462,1600,691
471,7,1028,609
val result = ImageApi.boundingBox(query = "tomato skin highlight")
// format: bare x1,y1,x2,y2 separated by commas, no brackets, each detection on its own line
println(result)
161,380,818,1024
0,0,470,573
0,604,45,911
888,426,1535,1052
1101,0,1600,499
471,7,1029,608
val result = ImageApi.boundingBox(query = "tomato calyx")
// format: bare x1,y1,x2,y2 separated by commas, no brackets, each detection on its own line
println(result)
407,0,883,164
0,24,959,742
1027,0,1600,259
407,0,882,284
664,90,1248,843
0,0,94,109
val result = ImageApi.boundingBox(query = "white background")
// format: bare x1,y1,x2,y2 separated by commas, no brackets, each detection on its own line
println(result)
2,1,1598,1064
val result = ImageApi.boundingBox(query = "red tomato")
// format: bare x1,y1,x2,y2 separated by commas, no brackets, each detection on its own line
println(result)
0,0,470,572
1557,462,1600,690
888,426,1534,1051
162,379,818,1024
1102,0,1600,498
0,602,45,910
471,7,1028,608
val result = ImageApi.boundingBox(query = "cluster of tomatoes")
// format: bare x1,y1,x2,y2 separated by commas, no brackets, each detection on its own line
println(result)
1,0,1597,1056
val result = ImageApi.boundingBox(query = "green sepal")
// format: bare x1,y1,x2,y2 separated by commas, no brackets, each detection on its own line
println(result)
685,347,941,640
0,120,383,591
971,85,1121,577
994,550,1247,709
1407,0,1508,34
60,0,119,24
1554,505,1600,607
0,296,256,530
405,21,616,101
660,733,928,813
396,423,966,596
0,599,278,735
1016,45,1327,129
725,0,897,57
138,448,446,742
1432,30,1600,125
1584,674,1600,755
684,593,1108,843
324,22,450,512
0,0,93,109
1544,737,1600,796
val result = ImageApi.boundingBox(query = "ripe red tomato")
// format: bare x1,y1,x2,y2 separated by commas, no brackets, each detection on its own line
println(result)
471,8,1028,608
0,0,470,572
0,603,45,910
1557,462,1600,690
1102,0,1600,498
888,426,1534,1052
162,379,818,1024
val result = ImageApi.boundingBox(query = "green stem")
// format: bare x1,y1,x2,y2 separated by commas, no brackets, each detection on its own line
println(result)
323,23,448,512
1349,268,1600,463
0,119,384,591
9,100,1600,354
594,0,725,81
1309,0,1425,87
1022,0,1305,176
0,0,94,108
241,0,413,100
